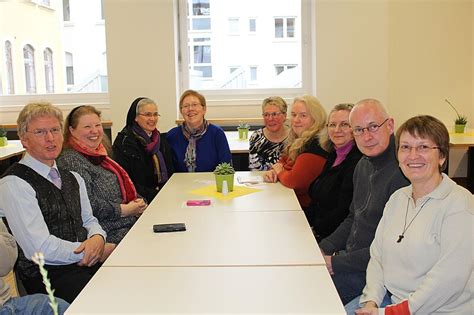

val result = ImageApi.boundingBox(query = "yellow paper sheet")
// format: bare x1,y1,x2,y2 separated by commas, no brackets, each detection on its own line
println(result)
190,184,261,200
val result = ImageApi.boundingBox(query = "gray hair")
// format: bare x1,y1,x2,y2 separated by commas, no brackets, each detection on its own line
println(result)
136,98,157,116
17,102,63,138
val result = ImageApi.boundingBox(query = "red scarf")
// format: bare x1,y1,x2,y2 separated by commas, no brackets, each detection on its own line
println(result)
69,137,137,203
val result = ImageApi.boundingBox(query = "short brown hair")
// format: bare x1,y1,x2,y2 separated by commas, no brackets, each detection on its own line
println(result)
395,115,449,172
179,89,206,109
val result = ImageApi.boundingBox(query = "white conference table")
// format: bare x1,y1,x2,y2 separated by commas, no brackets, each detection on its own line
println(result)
67,171,344,314
0,140,24,161
104,208,324,267
67,266,345,315
154,172,301,212
225,130,254,153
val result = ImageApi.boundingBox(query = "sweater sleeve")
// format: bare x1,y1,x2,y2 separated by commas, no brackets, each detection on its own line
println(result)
277,153,326,191
319,202,355,255
58,152,122,221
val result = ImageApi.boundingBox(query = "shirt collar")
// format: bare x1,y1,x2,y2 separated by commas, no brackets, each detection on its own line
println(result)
20,152,59,179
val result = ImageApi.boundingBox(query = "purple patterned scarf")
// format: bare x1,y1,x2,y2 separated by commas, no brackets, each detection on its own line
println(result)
132,124,169,184
181,119,209,172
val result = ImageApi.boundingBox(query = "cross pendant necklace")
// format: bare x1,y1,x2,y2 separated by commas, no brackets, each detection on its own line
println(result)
397,197,431,243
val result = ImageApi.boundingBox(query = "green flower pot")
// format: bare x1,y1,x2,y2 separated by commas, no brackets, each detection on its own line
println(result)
0,137,7,147
454,124,466,133
238,128,249,140
215,174,234,192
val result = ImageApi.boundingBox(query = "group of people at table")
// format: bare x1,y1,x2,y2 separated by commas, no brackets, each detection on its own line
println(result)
0,89,472,315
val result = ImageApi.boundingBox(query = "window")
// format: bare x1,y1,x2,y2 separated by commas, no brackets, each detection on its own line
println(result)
274,17,295,38
63,0,70,21
1,0,107,106
189,0,211,31
44,48,54,93
178,0,313,100
23,44,36,94
5,41,15,94
249,66,257,81
228,18,239,34
274,64,297,75
66,52,74,86
249,18,256,33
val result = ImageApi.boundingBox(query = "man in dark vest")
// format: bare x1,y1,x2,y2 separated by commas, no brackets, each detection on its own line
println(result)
0,102,115,303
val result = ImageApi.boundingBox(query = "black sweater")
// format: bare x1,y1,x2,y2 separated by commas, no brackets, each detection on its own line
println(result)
306,144,362,241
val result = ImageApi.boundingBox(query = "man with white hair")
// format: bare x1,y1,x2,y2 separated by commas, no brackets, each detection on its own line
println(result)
318,99,409,304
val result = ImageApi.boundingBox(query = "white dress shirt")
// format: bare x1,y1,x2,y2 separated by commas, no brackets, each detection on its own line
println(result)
0,153,106,265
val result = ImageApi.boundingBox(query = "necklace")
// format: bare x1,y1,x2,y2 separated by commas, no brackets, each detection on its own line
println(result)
397,197,431,243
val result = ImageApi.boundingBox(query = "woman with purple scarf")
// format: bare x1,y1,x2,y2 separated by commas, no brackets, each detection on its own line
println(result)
167,90,231,172
113,97,174,202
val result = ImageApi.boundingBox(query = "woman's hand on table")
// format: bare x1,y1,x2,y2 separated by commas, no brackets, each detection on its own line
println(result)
263,169,278,183
121,198,148,217
355,301,379,315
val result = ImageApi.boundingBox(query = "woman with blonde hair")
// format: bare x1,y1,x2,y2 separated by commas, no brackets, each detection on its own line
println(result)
249,96,289,170
263,95,328,207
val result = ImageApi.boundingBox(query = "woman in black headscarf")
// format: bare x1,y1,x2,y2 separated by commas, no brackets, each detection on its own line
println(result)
113,97,174,202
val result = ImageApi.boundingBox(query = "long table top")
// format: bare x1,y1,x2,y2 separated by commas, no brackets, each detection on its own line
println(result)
154,172,301,212
66,266,345,315
104,208,324,267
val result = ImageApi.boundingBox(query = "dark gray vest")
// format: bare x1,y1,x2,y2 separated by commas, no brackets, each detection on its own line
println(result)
2,163,87,280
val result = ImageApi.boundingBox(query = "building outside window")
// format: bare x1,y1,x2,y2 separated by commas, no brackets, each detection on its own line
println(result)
44,48,54,93
178,0,312,100
249,18,256,33
274,17,295,38
23,44,36,94
5,41,15,94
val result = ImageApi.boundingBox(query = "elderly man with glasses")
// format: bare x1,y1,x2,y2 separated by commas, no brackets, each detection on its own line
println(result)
0,102,115,304
318,98,409,305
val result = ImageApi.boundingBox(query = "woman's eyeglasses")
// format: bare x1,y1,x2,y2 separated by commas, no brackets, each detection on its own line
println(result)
262,112,282,119
181,103,202,110
399,144,439,154
138,112,160,118
327,122,351,130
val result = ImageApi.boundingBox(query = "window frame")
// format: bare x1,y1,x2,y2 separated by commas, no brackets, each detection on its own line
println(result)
177,0,315,104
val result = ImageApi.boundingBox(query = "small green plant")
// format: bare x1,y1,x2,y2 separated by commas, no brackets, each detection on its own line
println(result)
445,99,467,125
32,252,59,315
213,162,235,175
237,121,250,129
0,127,6,137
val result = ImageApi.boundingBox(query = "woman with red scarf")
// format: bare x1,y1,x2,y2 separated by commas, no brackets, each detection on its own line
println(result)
58,105,147,244
113,97,174,202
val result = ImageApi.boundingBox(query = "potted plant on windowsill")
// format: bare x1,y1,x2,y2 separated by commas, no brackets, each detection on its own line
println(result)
0,127,8,147
237,121,250,140
213,162,235,192
445,99,468,133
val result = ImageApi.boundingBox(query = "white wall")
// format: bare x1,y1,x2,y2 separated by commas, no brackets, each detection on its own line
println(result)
104,0,472,175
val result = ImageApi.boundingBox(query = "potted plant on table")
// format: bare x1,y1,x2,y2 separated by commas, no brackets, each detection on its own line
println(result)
237,121,250,140
213,162,235,192
445,99,468,133
0,127,8,147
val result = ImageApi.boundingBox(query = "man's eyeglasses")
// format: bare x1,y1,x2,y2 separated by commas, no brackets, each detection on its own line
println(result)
352,118,389,136
327,122,351,130
399,144,440,154
138,112,160,118
262,112,283,119
181,103,202,110
28,127,62,137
